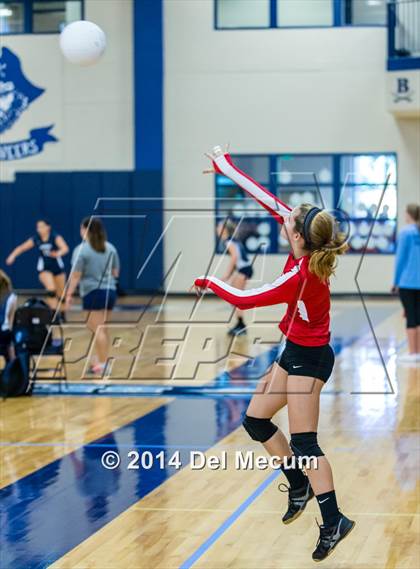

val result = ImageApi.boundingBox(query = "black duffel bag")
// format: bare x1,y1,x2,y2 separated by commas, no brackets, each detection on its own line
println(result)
13,298,53,353
0,353,32,397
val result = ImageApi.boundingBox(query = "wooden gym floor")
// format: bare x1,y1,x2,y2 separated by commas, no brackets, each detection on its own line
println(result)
0,297,419,568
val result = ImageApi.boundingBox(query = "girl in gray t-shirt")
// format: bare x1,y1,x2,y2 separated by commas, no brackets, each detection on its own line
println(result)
66,218,120,376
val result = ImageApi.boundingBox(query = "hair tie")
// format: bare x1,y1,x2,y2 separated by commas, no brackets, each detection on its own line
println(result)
303,207,322,246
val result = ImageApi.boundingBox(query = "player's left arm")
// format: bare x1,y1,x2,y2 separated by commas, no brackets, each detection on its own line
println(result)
194,264,303,310
66,271,81,296
65,270,81,310
7,294,17,330
393,230,409,288
51,235,69,258
111,248,120,278
66,246,84,308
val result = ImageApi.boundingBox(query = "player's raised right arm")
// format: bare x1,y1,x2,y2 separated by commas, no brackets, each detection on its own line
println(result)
206,146,292,224
5,238,35,265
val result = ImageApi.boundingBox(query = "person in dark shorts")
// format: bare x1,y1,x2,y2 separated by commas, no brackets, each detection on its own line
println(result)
6,219,69,320
194,148,355,562
65,217,120,377
393,203,420,362
217,219,254,336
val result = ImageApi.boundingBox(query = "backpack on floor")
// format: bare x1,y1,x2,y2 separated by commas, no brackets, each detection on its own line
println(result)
0,353,32,398
13,298,53,354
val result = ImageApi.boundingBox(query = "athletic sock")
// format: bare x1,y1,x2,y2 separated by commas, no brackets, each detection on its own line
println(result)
92,362,107,375
281,462,307,490
316,490,341,527
237,317,245,327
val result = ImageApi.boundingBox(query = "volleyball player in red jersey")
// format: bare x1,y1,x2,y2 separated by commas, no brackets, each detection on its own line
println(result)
194,148,355,562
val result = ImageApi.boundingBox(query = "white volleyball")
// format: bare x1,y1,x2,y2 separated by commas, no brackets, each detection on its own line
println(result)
60,20,106,66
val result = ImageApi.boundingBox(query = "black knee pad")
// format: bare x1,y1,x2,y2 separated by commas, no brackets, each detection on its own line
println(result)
46,290,57,298
243,415,278,442
290,432,324,458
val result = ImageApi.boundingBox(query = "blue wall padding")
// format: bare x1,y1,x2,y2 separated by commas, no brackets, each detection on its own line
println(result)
0,171,163,292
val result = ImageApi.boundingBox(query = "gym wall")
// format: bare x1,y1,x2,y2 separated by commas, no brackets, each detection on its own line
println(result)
0,0,133,179
164,0,420,294
1,0,419,294
1,0,163,292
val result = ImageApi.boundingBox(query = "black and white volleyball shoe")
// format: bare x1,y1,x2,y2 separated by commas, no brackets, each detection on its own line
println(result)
279,478,314,524
312,514,356,562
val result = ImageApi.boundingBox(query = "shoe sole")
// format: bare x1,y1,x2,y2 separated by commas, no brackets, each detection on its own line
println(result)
282,490,315,525
312,520,356,563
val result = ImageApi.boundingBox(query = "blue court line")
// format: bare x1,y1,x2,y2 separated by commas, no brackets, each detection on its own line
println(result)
34,302,400,398
0,442,210,449
176,324,403,567
69,303,157,312
32,335,357,397
32,383,343,398
179,470,281,569
1,308,400,567
0,396,249,569
32,303,400,397
32,303,399,396
395,338,408,352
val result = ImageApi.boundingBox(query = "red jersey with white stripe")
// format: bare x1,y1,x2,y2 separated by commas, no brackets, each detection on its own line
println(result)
194,151,332,347
195,254,330,347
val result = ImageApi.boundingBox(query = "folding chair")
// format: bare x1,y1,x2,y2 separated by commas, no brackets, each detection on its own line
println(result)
13,298,67,382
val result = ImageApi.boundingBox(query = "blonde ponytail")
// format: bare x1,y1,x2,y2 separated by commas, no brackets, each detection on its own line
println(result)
295,204,349,282
308,235,349,282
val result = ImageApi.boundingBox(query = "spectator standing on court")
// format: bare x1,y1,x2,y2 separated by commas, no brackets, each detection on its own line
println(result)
65,218,120,377
393,203,420,362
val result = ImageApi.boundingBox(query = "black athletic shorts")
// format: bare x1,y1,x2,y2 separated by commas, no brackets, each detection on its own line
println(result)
0,330,13,348
399,288,420,328
82,289,117,311
276,339,335,383
238,266,253,279
37,258,65,276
